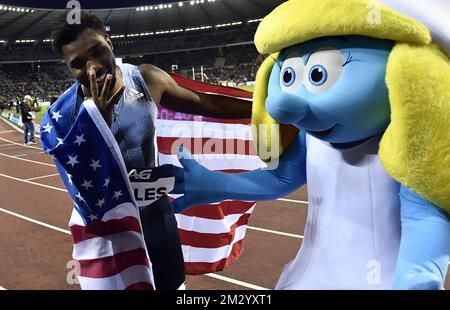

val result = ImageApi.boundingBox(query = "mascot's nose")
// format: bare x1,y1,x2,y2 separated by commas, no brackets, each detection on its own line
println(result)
266,92,309,124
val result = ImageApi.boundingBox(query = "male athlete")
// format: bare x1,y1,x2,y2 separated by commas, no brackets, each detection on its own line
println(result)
50,12,251,290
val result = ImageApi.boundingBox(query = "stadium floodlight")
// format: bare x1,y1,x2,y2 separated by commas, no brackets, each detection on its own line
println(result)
178,2,183,7
190,1,195,5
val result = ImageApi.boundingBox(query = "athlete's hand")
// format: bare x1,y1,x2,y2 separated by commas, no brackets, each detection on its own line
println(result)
84,70,125,127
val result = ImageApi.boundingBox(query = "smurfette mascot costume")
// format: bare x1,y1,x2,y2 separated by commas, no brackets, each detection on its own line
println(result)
172,0,450,289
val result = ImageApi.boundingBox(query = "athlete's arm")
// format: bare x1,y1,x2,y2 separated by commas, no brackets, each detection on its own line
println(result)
171,132,307,213
139,64,252,119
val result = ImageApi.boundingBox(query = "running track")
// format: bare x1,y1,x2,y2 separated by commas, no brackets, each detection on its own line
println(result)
0,117,448,290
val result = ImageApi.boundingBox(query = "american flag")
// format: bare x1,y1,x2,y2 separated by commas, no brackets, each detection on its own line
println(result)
40,87,154,290
159,75,264,274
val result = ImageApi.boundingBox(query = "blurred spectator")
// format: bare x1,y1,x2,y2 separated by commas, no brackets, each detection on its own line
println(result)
20,95,36,145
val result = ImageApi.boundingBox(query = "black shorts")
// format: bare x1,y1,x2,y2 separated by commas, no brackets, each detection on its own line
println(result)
139,195,185,290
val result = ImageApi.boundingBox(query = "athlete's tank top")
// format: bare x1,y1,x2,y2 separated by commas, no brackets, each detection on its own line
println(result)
275,134,401,289
111,63,159,170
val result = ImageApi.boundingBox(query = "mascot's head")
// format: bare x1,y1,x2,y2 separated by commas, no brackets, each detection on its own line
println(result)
252,0,450,212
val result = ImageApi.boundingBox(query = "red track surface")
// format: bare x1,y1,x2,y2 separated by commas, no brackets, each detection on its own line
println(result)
0,117,448,290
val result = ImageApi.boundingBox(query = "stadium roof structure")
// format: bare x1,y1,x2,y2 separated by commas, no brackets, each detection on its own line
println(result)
0,0,285,44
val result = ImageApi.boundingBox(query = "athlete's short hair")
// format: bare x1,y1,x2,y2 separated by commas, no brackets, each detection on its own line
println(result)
51,11,106,55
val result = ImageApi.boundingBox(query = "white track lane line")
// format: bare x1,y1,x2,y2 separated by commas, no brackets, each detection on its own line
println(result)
0,206,268,290
0,173,66,192
0,152,55,167
15,151,46,157
0,285,6,290
25,173,61,181
277,198,308,205
0,130,15,134
203,273,269,290
247,225,303,239
0,208,70,235
0,137,41,150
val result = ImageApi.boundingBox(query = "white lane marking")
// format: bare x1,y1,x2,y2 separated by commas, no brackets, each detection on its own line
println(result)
0,173,66,192
15,151,46,157
0,130,15,133
25,173,60,181
204,273,269,290
0,285,6,290
0,205,269,290
0,208,70,235
247,225,304,239
277,198,308,205
0,152,55,167
0,137,41,150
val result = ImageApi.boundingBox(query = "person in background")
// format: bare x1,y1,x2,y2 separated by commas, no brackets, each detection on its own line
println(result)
21,95,36,145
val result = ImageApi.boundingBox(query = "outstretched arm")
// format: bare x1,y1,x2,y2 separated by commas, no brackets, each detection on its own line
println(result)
394,185,450,289
139,64,252,119
171,132,307,213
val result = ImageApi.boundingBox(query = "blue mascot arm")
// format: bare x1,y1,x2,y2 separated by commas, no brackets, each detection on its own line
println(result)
394,184,450,289
171,132,307,213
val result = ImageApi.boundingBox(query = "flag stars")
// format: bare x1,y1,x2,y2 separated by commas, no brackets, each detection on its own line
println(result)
75,192,85,202
113,190,123,200
74,134,86,146
90,159,101,171
103,177,110,188
42,122,53,134
67,155,79,167
56,137,64,147
95,198,106,208
51,111,63,122
80,179,93,190
88,214,98,221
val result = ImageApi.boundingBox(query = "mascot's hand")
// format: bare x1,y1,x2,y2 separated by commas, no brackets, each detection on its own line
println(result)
394,185,450,290
171,147,229,213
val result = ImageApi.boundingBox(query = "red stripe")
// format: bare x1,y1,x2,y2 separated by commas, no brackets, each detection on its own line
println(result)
78,247,149,278
125,282,154,290
167,197,255,219
70,216,142,244
157,137,257,156
169,73,253,99
184,239,245,275
178,213,251,248
157,112,252,125
178,201,255,219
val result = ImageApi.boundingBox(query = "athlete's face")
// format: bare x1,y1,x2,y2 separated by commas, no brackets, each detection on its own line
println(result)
62,28,117,92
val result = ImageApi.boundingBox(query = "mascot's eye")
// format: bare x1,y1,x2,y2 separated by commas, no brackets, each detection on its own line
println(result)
279,52,304,93
308,65,328,86
304,48,343,94
282,67,296,86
